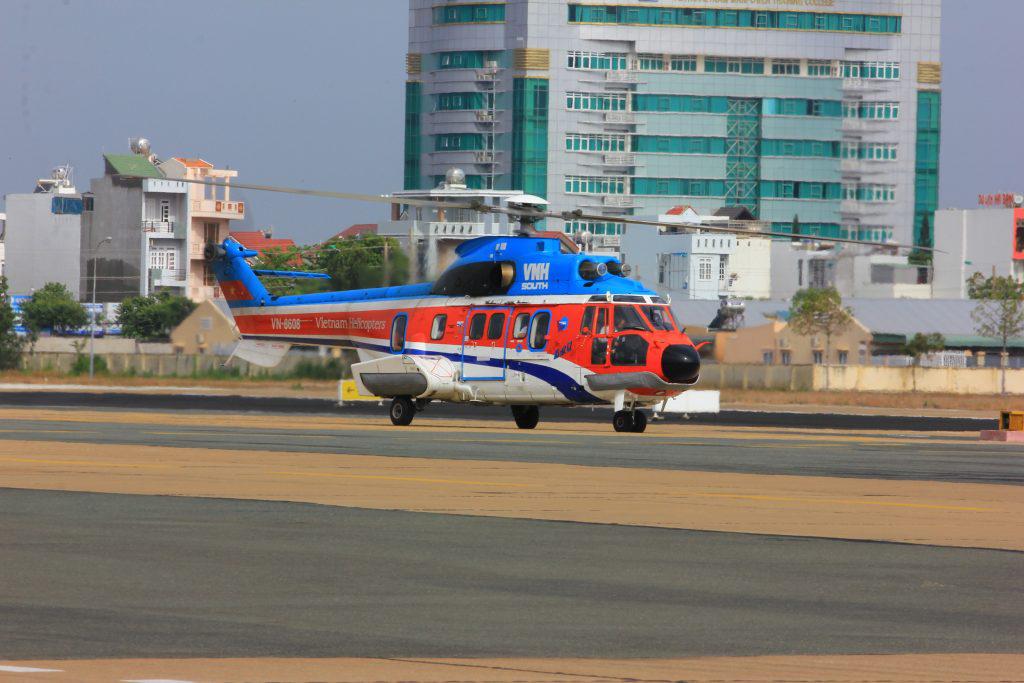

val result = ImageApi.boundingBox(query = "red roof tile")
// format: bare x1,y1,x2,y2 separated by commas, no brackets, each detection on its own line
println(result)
230,232,300,264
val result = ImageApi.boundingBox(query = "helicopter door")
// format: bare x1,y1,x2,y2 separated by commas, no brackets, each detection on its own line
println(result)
588,305,611,368
460,307,510,380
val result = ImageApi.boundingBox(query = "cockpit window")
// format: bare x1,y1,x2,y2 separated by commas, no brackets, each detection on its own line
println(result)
580,306,595,335
641,305,675,331
613,305,649,332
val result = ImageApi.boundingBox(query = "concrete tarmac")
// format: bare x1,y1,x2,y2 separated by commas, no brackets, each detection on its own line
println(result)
0,402,1021,680
3,488,1022,661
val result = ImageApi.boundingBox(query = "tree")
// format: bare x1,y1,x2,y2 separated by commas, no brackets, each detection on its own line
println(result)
967,272,1024,394
251,245,329,297
0,277,24,370
901,332,945,392
788,287,853,390
117,293,198,340
19,282,88,337
314,234,410,290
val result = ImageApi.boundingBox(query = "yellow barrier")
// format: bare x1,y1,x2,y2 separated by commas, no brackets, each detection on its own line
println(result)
999,411,1024,431
338,379,380,404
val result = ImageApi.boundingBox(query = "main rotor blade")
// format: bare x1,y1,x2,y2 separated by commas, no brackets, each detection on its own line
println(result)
122,174,937,252
117,175,491,213
554,212,940,253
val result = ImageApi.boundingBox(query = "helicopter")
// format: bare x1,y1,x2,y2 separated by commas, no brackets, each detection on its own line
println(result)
130,171,927,432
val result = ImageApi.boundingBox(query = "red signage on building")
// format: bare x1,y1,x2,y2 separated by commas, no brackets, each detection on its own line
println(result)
979,193,1019,208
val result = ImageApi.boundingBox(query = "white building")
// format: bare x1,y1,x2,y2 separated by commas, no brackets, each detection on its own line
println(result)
4,166,82,297
932,204,1024,299
769,241,928,300
405,0,942,252
378,168,526,280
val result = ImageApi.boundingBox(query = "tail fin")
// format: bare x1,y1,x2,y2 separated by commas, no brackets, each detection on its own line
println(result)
207,239,272,307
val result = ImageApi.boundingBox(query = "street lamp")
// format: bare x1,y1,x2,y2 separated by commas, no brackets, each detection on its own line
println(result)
89,236,113,379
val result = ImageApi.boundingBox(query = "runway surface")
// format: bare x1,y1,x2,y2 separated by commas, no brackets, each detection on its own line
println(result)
0,402,1021,681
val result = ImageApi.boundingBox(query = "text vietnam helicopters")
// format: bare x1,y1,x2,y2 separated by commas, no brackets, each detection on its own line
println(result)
132,172,927,432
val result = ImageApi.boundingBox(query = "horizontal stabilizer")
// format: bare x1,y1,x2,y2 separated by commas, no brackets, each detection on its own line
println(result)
233,339,292,368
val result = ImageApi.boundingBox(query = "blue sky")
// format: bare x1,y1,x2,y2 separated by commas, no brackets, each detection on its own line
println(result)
0,0,1020,244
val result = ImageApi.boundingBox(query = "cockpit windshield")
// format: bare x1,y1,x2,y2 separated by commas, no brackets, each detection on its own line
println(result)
614,305,650,332
641,305,676,332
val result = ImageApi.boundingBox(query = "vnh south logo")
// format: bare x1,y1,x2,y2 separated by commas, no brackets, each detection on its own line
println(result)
521,262,550,291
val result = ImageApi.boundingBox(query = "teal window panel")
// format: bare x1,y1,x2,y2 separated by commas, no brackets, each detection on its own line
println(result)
404,82,422,190
760,117,841,140
760,180,842,200
761,139,840,158
436,50,504,70
632,94,730,113
512,78,549,198
763,98,841,117
634,155,727,178
434,133,487,151
434,4,505,24
567,5,900,34
913,91,941,250
770,222,843,238
434,92,490,111
632,136,727,154
642,113,728,137
632,178,727,197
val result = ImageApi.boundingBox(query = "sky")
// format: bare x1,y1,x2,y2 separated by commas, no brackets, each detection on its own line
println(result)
0,0,1021,244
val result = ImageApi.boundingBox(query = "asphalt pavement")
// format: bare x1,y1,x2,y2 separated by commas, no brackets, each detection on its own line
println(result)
3,488,1021,661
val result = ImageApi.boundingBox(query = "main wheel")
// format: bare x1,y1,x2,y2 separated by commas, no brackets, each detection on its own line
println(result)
612,410,634,432
511,405,540,430
631,411,647,433
389,396,415,426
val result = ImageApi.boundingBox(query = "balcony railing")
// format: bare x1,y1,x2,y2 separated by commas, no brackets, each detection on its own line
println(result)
474,151,498,163
604,112,637,125
191,199,245,218
603,153,636,166
603,195,636,207
605,70,639,83
150,268,187,287
142,220,175,235
427,221,485,237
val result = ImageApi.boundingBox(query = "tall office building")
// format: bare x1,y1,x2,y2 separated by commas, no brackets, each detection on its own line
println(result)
404,0,941,251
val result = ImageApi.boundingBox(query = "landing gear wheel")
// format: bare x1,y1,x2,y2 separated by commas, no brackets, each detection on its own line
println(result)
511,405,540,430
630,411,647,433
389,396,415,426
612,410,634,432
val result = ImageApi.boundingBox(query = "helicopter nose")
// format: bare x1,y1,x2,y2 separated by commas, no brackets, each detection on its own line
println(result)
662,344,701,384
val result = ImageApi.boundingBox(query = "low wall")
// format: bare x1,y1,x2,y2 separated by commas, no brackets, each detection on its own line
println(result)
816,365,1024,394
19,352,350,378
698,363,1024,394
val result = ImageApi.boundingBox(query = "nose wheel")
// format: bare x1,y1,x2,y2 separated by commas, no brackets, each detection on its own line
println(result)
613,410,647,433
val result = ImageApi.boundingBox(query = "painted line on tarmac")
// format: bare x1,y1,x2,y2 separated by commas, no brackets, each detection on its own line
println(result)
0,665,62,672
0,456,169,469
270,470,531,488
685,491,996,512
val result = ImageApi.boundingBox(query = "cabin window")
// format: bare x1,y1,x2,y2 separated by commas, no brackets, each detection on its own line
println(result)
529,311,551,350
390,314,408,352
468,312,487,340
611,334,648,366
430,314,447,340
512,312,530,339
487,312,506,340
580,306,596,334
614,305,649,332
641,305,675,331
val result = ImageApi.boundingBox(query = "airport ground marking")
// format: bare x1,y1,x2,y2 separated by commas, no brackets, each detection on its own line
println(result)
686,491,995,512
269,469,531,488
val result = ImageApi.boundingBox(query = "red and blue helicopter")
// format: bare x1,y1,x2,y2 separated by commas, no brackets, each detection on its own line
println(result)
150,174,923,432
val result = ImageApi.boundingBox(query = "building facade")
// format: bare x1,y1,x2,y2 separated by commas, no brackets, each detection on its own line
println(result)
4,167,83,298
404,0,941,251
932,206,1024,299
80,149,244,304
161,157,245,301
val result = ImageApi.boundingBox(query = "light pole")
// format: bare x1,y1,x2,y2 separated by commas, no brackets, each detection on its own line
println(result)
89,236,112,379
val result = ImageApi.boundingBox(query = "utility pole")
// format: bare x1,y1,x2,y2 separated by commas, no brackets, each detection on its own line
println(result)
89,236,113,379
383,239,390,287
